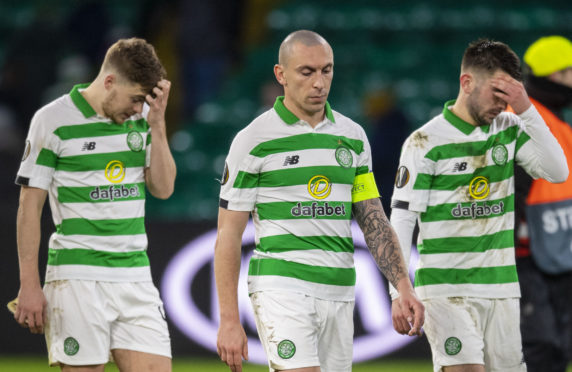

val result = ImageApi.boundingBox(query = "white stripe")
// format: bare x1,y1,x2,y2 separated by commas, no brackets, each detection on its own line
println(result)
45,265,151,282
254,218,352,239
420,212,514,239
252,250,354,269
59,133,142,157
53,168,145,187
417,247,516,270
57,200,145,221
416,282,520,300
49,234,148,252
426,178,514,207
257,184,352,203
263,148,358,170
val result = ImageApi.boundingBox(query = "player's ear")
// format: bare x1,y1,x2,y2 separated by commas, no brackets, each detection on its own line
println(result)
459,72,473,94
103,74,116,91
274,64,286,87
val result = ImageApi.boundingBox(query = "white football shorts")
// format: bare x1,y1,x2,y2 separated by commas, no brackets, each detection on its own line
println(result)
423,297,526,372
44,280,171,366
250,291,354,372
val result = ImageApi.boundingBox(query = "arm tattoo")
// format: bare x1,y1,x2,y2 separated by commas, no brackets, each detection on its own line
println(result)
353,198,406,289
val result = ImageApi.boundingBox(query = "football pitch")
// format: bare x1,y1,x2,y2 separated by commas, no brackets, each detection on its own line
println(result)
0,356,435,371
2,357,571,371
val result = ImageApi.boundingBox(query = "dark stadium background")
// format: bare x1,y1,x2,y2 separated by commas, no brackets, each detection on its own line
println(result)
1,0,571,369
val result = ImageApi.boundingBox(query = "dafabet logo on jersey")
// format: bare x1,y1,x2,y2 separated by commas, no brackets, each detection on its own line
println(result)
450,175,504,219
291,175,347,218
90,185,140,201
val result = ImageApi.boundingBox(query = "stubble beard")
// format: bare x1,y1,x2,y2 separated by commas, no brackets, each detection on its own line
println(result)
467,91,491,127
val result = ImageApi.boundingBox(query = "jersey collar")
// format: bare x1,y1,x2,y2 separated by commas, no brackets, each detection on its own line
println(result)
70,83,97,118
273,96,336,125
442,99,490,135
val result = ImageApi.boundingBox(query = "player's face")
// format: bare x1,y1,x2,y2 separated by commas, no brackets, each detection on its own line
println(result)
551,67,572,89
102,82,147,124
466,70,510,126
280,42,333,118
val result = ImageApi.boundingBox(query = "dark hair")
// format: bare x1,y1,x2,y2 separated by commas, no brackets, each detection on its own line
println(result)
461,39,522,81
103,38,166,94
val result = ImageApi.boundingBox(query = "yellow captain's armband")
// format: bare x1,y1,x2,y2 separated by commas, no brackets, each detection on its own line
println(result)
351,172,380,203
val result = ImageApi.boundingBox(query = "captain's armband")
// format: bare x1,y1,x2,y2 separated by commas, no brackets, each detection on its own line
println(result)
351,172,380,203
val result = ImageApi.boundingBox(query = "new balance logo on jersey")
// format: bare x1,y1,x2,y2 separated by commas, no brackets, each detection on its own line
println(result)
82,142,96,151
453,162,467,172
283,155,300,166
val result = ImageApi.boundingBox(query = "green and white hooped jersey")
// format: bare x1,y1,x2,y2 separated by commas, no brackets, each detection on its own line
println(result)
392,100,550,300
220,97,375,301
16,84,152,282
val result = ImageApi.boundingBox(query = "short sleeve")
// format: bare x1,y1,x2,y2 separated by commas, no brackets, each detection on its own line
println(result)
390,131,435,212
355,127,373,175
16,111,59,190
219,129,263,211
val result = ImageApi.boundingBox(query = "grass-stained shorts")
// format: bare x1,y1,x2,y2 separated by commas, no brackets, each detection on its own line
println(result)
250,291,354,372
44,280,171,366
423,297,526,372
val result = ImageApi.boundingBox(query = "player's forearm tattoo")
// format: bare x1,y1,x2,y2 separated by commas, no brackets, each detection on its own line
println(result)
353,198,406,289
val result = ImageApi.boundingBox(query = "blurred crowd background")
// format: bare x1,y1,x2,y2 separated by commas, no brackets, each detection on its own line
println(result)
0,0,570,221
1,0,571,361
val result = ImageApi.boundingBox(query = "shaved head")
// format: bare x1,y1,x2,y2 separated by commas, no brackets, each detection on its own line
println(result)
278,30,331,66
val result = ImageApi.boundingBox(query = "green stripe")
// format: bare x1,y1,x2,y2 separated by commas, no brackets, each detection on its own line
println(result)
356,165,369,175
234,166,355,189
257,234,354,253
58,183,146,203
257,201,351,220
515,132,530,153
57,217,145,236
420,195,514,222
415,265,518,286
234,171,259,188
48,248,149,267
249,133,364,157
414,160,514,190
419,230,514,254
36,148,58,168
56,151,146,172
424,126,517,161
249,258,355,286
54,119,148,140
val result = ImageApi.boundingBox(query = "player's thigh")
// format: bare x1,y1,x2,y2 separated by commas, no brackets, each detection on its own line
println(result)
44,280,112,367
483,298,526,372
112,349,171,372
317,298,354,372
250,291,321,371
424,297,485,372
106,282,171,360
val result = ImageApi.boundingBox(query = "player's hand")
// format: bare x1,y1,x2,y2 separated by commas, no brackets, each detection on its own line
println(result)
392,290,424,336
14,286,47,334
217,320,249,372
146,79,171,130
490,74,531,115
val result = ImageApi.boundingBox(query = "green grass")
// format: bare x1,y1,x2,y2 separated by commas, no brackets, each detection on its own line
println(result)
0,356,433,371
1,357,570,371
